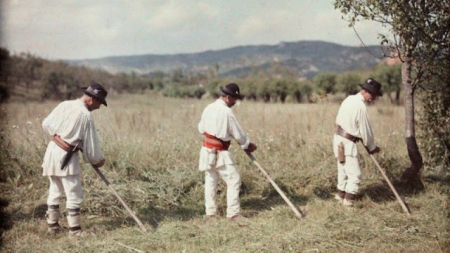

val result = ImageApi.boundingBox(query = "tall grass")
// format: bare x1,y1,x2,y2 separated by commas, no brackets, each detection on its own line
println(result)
0,93,448,252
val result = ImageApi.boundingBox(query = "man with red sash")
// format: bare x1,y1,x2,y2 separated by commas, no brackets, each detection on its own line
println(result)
198,83,257,221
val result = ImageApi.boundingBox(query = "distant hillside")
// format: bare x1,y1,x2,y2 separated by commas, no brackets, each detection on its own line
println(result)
67,40,386,79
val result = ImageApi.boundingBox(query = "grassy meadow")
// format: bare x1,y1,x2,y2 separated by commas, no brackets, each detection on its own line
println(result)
0,93,448,252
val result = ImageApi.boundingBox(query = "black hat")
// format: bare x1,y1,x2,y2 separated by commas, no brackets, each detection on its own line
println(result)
81,82,108,106
220,83,244,99
360,78,382,97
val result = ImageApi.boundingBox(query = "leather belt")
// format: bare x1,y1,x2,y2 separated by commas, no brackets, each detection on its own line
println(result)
336,125,360,143
52,135,82,170
52,135,80,152
203,132,230,151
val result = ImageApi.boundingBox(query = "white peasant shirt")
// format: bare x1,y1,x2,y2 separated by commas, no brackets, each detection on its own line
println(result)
41,99,104,176
198,99,250,171
334,92,376,157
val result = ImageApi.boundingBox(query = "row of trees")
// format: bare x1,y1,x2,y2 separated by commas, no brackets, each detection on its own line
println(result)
0,47,403,104
160,63,402,104
0,49,160,102
313,64,402,104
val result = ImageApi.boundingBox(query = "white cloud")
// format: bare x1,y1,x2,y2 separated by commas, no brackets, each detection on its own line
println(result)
0,0,391,60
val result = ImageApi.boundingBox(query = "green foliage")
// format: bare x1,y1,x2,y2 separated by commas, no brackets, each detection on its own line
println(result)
373,64,402,104
204,79,222,98
417,87,450,172
285,80,313,103
314,72,337,95
334,0,450,88
336,71,361,96
162,83,206,99
256,79,272,102
299,81,314,103
239,80,258,100
148,71,166,91
287,80,303,103
273,79,288,103
161,83,182,98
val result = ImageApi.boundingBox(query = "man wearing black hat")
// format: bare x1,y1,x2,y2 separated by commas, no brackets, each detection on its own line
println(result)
41,81,107,237
198,83,257,221
333,78,382,207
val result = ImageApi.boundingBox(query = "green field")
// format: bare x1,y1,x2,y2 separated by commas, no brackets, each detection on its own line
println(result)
1,94,448,252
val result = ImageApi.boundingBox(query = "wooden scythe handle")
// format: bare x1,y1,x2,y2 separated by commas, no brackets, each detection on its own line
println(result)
245,151,304,220
366,154,411,216
92,165,149,232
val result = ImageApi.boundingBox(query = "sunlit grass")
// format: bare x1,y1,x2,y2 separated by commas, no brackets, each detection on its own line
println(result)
1,93,448,252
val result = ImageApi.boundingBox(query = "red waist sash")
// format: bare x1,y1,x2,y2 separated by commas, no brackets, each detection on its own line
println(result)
203,132,230,151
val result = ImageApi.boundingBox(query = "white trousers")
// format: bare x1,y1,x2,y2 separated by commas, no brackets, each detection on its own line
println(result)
47,175,83,209
336,156,361,194
204,163,241,218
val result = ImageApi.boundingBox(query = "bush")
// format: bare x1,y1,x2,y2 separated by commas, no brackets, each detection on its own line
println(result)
417,89,450,172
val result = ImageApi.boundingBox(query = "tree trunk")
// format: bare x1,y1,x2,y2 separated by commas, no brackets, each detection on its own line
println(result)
280,93,286,103
294,91,302,103
400,59,423,182
395,89,401,105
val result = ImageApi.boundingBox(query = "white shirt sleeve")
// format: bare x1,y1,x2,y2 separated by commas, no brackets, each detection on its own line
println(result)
357,106,376,151
227,113,250,149
80,116,104,165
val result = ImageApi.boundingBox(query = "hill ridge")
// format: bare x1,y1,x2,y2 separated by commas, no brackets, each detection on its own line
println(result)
67,40,385,79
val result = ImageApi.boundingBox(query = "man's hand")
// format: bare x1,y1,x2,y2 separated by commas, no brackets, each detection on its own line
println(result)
369,146,381,154
245,143,257,153
94,159,106,167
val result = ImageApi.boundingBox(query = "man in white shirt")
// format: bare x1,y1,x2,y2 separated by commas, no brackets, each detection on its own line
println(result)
333,78,382,207
42,82,107,236
198,83,257,221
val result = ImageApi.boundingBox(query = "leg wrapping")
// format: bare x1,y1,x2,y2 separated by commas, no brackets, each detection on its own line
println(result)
45,205,60,225
67,208,81,231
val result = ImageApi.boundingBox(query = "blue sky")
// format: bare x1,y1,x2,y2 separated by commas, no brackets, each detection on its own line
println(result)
1,0,389,60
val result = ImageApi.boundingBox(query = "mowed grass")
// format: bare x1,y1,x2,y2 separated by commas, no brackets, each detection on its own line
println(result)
0,93,448,253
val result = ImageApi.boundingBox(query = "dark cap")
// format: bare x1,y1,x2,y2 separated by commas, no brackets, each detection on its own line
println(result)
360,78,382,97
220,83,244,99
81,81,108,106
